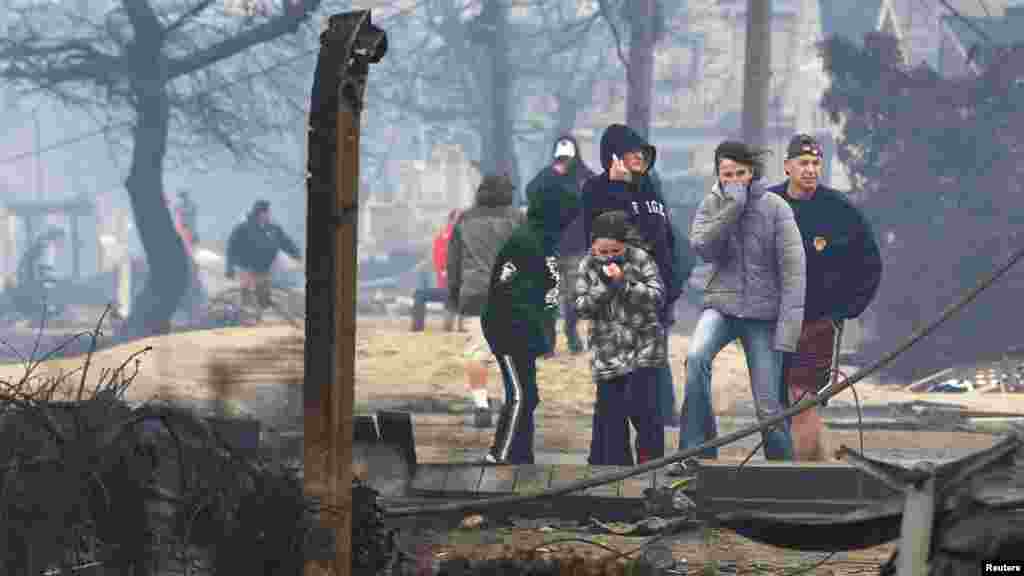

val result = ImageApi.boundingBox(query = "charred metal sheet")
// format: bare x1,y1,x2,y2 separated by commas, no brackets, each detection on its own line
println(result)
715,498,904,551
694,459,900,519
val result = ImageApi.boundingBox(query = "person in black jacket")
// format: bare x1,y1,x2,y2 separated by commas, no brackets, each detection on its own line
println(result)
581,124,681,458
225,200,302,310
524,135,596,355
481,174,581,464
768,134,882,461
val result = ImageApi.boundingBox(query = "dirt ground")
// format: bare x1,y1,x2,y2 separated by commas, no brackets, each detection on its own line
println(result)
0,315,1012,573
5,315,1023,415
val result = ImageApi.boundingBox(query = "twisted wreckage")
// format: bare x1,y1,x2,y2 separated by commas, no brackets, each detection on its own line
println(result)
716,431,1024,574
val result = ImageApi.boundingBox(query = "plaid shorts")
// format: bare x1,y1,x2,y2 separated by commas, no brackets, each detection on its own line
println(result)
785,318,838,395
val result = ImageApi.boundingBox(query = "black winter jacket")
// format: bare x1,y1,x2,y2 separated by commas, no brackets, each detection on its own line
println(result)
523,134,596,258
581,124,681,322
226,218,301,276
767,182,882,323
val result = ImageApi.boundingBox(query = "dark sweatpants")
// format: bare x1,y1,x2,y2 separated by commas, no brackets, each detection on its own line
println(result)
589,366,665,466
490,354,539,464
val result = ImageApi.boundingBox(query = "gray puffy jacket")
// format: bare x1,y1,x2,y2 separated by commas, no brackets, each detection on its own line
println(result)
689,180,806,352
447,177,525,316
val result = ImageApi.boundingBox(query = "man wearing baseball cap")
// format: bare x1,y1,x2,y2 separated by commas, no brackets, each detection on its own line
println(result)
523,135,596,355
767,134,883,461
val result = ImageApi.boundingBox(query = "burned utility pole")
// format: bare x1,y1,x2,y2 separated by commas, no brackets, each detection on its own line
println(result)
304,10,386,575
741,0,771,148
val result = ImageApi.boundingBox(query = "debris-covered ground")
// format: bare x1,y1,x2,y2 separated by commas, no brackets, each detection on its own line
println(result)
1,315,1018,573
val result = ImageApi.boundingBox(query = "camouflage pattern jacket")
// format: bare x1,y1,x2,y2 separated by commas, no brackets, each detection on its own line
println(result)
574,246,667,382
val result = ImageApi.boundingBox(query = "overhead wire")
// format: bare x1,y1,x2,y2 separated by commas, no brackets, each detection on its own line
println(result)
384,237,1024,518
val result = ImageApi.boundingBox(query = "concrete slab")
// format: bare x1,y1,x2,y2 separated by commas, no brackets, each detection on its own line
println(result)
515,464,554,495
477,465,517,495
444,465,485,496
409,464,449,495
442,461,485,494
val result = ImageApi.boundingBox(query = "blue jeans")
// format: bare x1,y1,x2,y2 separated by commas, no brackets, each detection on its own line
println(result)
679,308,793,460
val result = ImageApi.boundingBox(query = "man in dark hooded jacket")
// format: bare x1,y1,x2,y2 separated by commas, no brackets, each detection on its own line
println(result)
581,124,682,458
524,135,596,354
481,175,581,464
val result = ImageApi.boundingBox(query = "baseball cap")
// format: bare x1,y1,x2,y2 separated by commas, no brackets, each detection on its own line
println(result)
553,139,577,159
786,134,823,160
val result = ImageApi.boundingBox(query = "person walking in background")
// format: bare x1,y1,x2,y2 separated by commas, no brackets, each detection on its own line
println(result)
768,134,882,461
679,141,805,463
525,135,597,355
173,190,205,323
576,211,666,465
447,176,522,428
226,200,301,310
433,209,461,331
480,173,581,464
581,123,682,456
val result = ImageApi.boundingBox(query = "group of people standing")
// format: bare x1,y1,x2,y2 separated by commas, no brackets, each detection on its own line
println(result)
444,126,882,466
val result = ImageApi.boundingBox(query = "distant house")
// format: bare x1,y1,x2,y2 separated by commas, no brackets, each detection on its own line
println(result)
360,144,479,256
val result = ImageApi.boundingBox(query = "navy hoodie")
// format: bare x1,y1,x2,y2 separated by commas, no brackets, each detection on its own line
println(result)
581,124,681,322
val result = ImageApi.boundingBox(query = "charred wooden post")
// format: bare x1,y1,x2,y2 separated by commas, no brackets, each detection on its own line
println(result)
304,10,386,576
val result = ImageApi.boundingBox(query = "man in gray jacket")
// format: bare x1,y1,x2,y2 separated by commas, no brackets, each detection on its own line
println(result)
448,174,524,427
679,141,805,461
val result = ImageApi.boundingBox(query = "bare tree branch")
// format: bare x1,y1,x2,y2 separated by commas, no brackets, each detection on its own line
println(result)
163,0,217,36
165,0,322,79
938,0,995,47
597,0,629,72
0,36,123,89
122,0,165,46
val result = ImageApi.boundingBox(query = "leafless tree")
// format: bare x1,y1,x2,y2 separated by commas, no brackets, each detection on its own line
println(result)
0,0,344,338
596,0,715,139
364,0,605,184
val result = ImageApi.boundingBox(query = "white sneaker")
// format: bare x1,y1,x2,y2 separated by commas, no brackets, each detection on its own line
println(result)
482,453,499,464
